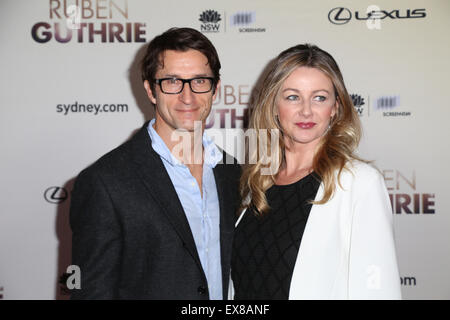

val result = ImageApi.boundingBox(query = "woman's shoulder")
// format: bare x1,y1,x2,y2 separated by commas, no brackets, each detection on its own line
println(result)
342,160,384,183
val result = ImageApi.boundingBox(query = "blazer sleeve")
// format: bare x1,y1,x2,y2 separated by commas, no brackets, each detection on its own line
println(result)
348,168,402,299
69,167,122,299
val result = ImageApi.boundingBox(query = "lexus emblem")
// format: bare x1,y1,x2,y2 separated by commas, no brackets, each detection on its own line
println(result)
44,186,68,204
328,7,352,25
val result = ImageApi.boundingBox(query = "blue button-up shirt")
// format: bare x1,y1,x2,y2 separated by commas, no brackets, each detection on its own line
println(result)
147,119,223,299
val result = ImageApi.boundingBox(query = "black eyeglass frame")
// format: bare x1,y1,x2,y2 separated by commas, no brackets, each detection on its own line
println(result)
154,77,216,94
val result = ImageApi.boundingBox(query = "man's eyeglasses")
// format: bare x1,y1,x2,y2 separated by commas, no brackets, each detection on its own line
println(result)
154,77,215,94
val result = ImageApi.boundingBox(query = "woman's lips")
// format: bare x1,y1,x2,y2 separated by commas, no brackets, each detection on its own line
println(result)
295,122,316,129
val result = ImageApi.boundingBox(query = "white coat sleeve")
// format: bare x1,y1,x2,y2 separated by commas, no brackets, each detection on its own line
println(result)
348,169,402,299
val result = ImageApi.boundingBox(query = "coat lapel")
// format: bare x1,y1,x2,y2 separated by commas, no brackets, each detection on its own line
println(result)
213,156,237,298
129,122,205,276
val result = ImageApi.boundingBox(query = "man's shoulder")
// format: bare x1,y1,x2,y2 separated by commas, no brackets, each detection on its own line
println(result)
90,139,132,170
76,125,149,180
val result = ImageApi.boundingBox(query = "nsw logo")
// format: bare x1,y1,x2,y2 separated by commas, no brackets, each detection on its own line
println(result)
350,94,365,116
199,10,222,32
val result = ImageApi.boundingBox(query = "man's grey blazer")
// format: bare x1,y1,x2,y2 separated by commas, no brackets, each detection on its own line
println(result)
69,121,241,299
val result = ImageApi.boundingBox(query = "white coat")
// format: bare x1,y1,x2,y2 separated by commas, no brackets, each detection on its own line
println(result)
230,161,402,299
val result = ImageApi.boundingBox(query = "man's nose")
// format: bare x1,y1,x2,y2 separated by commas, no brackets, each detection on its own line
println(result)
178,82,194,104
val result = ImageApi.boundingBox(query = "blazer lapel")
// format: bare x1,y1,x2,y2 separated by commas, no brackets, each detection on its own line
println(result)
213,156,236,298
213,160,236,234
129,122,205,275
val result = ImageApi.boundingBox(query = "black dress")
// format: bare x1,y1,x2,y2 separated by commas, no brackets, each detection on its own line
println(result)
231,173,321,299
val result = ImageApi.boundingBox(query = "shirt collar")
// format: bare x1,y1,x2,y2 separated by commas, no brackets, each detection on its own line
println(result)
147,118,223,169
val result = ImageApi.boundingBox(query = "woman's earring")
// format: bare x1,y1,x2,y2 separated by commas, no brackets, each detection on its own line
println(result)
328,116,334,131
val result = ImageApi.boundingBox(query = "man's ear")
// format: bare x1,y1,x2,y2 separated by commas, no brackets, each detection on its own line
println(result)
212,79,221,102
144,80,157,105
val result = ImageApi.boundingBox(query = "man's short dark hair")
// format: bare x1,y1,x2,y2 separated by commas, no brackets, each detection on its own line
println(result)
141,27,221,94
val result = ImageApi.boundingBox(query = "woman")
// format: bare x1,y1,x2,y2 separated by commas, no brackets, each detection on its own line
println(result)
231,44,401,299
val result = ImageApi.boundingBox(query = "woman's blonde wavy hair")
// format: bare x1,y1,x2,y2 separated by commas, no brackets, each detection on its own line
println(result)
240,44,365,215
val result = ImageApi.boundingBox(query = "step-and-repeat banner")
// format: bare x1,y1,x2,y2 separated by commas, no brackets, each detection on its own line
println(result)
1,0,449,299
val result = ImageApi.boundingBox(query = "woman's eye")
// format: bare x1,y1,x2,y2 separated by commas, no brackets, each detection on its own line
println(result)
314,95,326,102
286,95,299,101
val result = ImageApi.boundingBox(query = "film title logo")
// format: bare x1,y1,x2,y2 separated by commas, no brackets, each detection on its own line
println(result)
383,169,435,214
31,0,146,43
206,84,250,129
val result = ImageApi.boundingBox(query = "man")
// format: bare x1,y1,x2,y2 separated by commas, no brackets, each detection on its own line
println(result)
70,27,241,299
